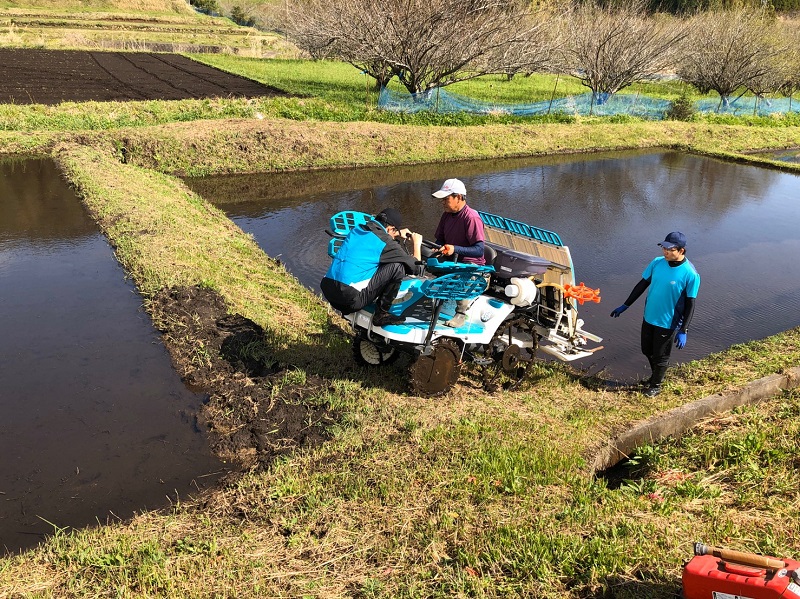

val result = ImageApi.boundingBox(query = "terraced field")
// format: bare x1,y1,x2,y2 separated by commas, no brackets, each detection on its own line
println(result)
0,5,293,57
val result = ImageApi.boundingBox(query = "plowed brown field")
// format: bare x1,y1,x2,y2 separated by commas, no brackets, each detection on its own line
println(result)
0,48,284,104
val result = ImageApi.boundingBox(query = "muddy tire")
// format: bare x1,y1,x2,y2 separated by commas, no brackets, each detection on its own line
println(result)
409,339,462,396
352,333,398,366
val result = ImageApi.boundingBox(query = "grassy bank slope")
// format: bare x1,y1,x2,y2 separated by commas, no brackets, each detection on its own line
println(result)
0,2,292,56
2,116,797,176
54,142,329,352
107,118,800,176
0,0,190,12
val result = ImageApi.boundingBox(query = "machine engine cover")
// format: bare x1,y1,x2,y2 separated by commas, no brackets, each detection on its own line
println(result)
683,554,800,599
489,244,550,278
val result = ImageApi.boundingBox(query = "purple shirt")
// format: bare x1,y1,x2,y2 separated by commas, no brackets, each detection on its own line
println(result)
435,204,485,265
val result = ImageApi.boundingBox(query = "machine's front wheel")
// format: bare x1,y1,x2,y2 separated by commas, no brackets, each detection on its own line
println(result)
352,333,398,366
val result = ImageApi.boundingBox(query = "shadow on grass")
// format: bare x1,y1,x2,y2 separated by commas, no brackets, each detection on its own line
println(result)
595,455,653,491
580,575,680,599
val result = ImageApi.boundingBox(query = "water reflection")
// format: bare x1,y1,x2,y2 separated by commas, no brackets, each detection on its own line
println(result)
0,158,224,554
186,150,800,380
0,157,96,245
751,149,800,164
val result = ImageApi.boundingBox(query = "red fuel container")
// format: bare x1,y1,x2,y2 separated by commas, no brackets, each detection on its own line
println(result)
683,554,800,599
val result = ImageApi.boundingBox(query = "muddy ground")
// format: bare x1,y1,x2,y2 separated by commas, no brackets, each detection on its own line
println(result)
0,48,285,104
148,285,336,471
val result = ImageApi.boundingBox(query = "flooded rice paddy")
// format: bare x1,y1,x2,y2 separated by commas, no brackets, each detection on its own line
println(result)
187,150,800,380
0,158,224,554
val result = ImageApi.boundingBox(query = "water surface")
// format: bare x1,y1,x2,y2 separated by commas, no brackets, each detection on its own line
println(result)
187,150,800,380
0,158,224,553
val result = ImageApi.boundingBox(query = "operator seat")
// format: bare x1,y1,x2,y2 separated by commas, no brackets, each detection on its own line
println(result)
483,243,497,267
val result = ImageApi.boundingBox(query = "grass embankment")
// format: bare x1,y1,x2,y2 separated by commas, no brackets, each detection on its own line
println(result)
54,143,328,351
2,28,800,596
0,1,190,11
103,118,800,176
4,115,800,176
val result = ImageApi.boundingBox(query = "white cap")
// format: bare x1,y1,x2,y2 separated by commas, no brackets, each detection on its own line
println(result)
432,178,467,198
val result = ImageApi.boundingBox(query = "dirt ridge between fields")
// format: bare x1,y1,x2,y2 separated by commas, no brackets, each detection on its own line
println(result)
590,366,800,472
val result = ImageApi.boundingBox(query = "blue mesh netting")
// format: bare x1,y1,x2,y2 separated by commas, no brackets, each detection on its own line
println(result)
378,87,800,119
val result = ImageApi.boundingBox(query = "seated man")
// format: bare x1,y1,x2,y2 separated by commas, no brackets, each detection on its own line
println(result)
431,178,485,266
321,208,422,326
431,178,485,327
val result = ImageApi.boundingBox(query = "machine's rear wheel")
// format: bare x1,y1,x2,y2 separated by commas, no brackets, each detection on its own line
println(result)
353,333,398,366
409,339,462,396
482,317,538,391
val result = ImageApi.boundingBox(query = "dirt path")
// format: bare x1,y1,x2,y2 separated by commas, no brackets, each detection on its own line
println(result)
0,48,285,104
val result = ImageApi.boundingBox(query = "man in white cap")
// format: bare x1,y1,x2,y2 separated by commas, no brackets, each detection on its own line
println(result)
431,178,485,327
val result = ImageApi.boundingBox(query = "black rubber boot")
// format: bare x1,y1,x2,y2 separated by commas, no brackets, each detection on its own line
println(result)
644,365,669,397
373,308,405,326
643,385,662,397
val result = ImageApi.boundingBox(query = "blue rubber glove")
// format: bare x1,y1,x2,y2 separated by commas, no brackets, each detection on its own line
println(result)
675,332,687,349
610,305,628,318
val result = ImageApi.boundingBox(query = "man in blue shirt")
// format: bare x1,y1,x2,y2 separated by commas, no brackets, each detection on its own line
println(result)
609,231,700,397
321,208,422,327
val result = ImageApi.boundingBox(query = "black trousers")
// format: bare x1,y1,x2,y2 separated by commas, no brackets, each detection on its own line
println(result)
640,320,676,386
322,262,404,314
361,262,404,312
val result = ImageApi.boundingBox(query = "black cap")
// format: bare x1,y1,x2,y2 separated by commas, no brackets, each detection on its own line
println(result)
376,208,403,229
658,231,686,250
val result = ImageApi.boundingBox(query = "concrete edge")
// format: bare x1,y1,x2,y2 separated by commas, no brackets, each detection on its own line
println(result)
589,366,800,473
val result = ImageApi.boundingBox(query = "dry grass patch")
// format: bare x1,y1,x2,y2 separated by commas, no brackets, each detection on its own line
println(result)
1,1,194,15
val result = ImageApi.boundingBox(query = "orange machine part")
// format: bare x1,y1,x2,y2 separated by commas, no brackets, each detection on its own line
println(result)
563,282,601,305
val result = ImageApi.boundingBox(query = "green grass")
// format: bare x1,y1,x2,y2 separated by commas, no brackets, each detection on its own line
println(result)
619,389,800,552
0,98,260,131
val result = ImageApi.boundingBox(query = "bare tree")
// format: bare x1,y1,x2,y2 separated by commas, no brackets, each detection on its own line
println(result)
776,20,800,112
677,9,781,109
558,1,689,111
747,48,793,114
284,0,551,94
282,0,397,88
481,11,564,79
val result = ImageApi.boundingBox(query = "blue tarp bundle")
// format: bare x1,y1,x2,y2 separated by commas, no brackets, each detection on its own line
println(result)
378,87,800,119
